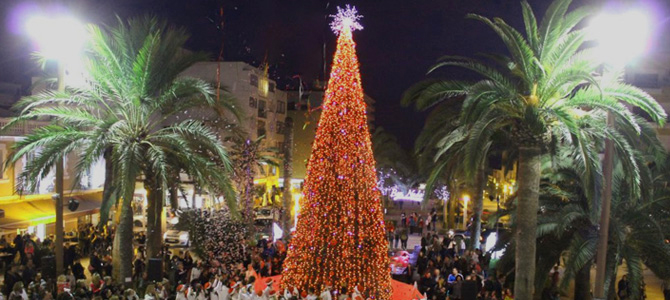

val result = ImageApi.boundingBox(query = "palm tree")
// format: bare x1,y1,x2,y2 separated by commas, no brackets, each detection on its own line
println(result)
489,112,667,299
228,133,279,231
5,16,237,283
405,94,497,248
402,0,666,297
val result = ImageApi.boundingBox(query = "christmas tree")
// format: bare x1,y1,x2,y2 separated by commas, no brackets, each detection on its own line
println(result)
281,6,392,300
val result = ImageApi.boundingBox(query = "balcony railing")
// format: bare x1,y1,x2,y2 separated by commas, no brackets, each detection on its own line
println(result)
0,118,51,136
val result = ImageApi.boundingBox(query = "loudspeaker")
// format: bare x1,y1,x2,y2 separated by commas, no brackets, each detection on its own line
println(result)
68,198,79,212
147,258,163,282
41,255,56,280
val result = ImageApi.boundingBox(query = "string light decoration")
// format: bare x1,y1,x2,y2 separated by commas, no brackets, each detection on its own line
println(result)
281,5,392,300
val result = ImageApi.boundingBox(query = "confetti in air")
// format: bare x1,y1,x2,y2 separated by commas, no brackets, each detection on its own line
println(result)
329,5,363,35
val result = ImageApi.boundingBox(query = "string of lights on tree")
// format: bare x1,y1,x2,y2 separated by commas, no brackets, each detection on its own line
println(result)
281,5,392,300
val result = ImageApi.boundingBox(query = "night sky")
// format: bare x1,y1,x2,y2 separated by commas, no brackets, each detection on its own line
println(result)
2,0,669,148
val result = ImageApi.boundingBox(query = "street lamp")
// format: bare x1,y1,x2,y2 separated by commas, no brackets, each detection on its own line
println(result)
25,14,86,277
588,8,652,300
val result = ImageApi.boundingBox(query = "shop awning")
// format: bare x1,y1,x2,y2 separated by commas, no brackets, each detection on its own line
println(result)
0,189,103,230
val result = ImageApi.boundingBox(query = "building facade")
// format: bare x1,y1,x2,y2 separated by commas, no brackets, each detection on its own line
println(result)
0,118,104,240
182,62,288,206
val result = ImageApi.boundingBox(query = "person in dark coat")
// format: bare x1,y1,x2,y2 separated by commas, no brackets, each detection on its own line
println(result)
3,264,21,296
89,252,103,276
71,258,85,280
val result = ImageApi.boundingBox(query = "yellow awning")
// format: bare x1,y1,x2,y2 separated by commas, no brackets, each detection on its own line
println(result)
0,189,103,229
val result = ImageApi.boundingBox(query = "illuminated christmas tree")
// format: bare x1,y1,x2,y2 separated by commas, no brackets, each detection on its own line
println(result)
281,6,392,300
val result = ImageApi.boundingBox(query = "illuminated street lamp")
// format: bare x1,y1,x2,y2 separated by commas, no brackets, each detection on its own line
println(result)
588,8,652,300
25,14,86,277
588,10,651,67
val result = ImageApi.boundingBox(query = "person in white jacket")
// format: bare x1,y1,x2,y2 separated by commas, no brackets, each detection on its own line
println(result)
228,282,243,300
284,286,301,300
190,262,203,284
237,281,255,300
216,279,230,300
351,286,363,300
258,279,274,300
319,285,333,300
305,287,318,300
188,284,207,300
175,285,188,300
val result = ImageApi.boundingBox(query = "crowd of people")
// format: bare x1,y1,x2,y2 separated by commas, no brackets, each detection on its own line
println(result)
2,207,644,300
0,214,381,300
387,208,518,300
410,234,513,300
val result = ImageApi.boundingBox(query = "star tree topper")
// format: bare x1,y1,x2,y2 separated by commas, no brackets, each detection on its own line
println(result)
329,5,363,35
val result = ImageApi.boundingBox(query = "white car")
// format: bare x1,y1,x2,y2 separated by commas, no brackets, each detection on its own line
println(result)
163,229,189,248
164,217,189,248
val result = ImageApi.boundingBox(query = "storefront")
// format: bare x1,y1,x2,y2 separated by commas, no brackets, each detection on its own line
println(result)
0,189,103,240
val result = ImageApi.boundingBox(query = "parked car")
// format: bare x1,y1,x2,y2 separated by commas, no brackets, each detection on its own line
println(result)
164,217,189,248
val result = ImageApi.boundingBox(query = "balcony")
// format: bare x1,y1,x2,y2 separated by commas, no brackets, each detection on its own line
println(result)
0,118,51,136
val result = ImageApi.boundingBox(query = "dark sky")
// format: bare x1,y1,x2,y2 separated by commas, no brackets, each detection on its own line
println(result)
2,0,669,148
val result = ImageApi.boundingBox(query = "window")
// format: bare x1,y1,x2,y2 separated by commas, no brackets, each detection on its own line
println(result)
257,120,266,137
276,101,286,114
258,100,267,118
276,121,284,134
250,74,259,87
249,97,257,108
269,82,276,92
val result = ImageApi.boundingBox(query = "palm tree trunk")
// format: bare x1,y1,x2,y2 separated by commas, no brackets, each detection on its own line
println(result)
514,146,542,299
448,184,458,229
99,149,115,228
244,164,254,231
575,263,592,300
169,179,179,210
112,196,133,286
145,178,164,260
281,117,294,232
469,164,486,250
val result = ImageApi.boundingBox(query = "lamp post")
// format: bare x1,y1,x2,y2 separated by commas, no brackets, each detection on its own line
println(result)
588,10,651,300
26,15,86,277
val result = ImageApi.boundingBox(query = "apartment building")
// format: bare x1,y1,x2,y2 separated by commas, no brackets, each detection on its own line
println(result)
182,62,288,205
